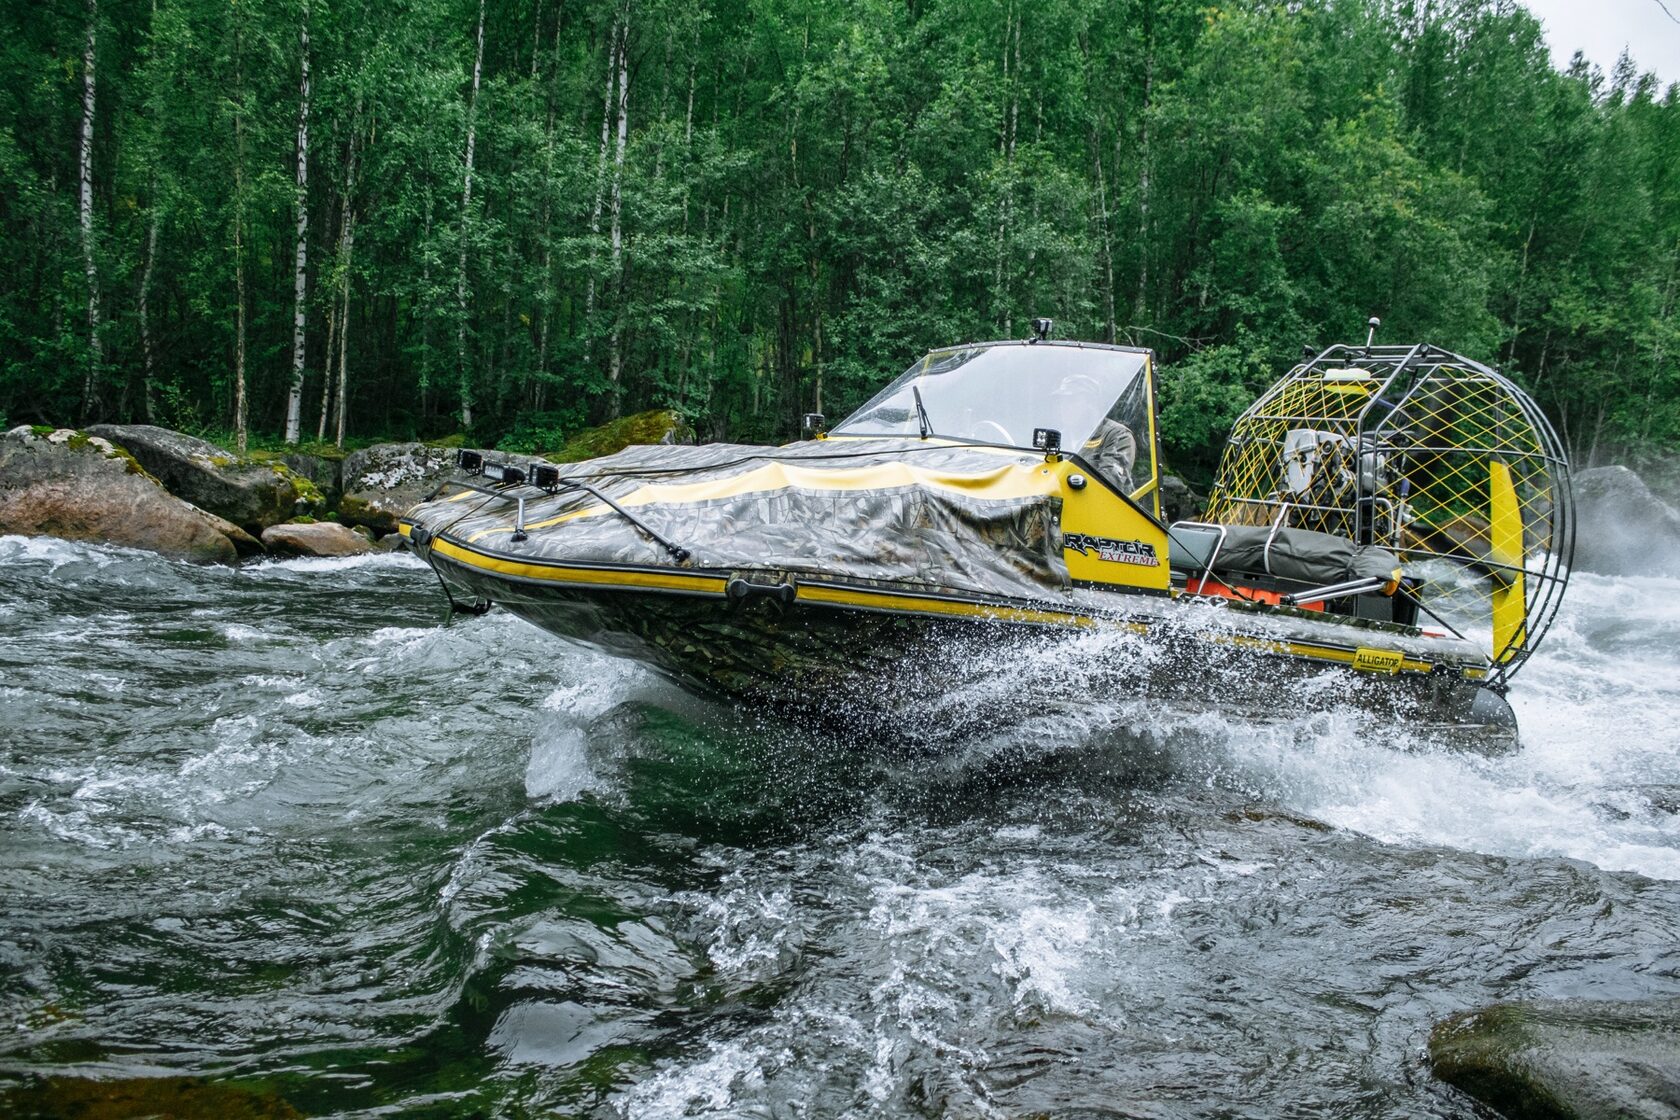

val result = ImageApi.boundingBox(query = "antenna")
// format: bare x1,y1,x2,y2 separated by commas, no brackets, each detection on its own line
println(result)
1365,316,1381,349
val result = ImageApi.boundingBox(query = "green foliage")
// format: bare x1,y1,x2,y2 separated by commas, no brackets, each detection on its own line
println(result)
0,0,1677,469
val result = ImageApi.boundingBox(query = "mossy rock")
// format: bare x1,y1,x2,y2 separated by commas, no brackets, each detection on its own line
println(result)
85,424,323,534
1,1073,301,1120
554,410,690,463
1,428,247,562
1430,1000,1680,1119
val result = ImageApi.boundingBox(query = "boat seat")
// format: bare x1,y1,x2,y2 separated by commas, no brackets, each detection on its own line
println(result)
1166,521,1227,581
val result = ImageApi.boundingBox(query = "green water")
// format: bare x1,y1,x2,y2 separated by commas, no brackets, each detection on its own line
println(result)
2,536,1678,1117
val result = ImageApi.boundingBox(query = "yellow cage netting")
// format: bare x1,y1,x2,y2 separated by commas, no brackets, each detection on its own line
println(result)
1203,344,1573,679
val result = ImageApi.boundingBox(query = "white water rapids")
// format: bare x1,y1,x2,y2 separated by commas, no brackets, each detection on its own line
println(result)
1,535,1677,1117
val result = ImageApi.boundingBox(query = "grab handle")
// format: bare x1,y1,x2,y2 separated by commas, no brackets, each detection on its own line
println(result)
726,576,797,605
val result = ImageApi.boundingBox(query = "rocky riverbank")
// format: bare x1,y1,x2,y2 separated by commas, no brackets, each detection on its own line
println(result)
0,411,687,561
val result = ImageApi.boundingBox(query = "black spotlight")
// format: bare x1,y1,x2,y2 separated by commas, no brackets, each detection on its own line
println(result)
1031,317,1054,342
482,461,526,486
456,449,484,474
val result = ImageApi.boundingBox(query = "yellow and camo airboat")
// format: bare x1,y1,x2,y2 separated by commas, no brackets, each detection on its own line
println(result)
401,327,1572,750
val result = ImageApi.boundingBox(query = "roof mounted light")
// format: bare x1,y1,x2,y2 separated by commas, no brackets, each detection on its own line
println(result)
1031,317,1054,343
482,461,526,486
456,449,484,474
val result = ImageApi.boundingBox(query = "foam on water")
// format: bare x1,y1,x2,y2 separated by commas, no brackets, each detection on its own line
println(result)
1165,572,1680,880
4,535,1680,1118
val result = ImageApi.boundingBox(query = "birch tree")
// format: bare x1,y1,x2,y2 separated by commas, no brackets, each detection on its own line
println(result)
455,0,485,427
231,3,248,455
78,0,101,419
606,5,631,408
284,0,311,444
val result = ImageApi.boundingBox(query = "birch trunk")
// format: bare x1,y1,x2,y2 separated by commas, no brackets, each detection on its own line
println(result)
284,1,311,443
455,0,486,428
335,211,355,448
322,114,361,441
992,4,1018,335
534,7,564,410
79,0,102,419
138,205,159,422
606,10,630,409
1133,1,1154,324
584,20,618,367
232,15,248,455
316,270,337,441
1093,121,1116,344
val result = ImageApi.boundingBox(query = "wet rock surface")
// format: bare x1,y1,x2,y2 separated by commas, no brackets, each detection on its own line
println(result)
273,451,343,508
338,443,491,535
87,424,319,534
1430,999,1680,1119
260,520,373,557
0,427,243,563
1572,466,1680,577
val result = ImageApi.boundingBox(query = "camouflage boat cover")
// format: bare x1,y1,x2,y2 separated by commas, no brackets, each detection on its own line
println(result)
404,438,1071,604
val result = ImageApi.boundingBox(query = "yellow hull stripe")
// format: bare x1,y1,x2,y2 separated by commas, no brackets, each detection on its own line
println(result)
462,459,1055,543
428,537,730,595
418,528,1470,678
794,584,1107,627
1205,632,1435,674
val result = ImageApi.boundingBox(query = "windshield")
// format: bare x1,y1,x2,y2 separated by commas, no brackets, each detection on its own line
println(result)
832,343,1149,455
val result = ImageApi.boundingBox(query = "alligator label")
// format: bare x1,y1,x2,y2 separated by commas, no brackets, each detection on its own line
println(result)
1352,647,1405,674
1063,533,1161,567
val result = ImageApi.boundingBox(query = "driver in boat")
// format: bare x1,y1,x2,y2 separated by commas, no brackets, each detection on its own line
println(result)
1049,373,1137,492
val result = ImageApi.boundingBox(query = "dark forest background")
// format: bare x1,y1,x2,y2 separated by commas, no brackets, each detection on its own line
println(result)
3,0,1678,478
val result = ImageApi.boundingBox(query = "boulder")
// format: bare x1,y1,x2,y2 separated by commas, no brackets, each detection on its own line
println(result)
1430,999,1680,1119
1159,474,1205,524
87,423,322,534
260,520,373,557
339,442,496,535
1572,466,1680,577
0,427,246,563
552,409,691,463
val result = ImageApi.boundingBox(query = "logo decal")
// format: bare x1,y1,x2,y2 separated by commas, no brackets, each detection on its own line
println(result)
1063,533,1160,567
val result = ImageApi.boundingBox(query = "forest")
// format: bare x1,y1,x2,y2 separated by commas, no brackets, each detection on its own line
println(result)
2,0,1678,479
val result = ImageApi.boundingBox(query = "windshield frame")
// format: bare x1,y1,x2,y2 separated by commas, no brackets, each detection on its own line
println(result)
828,339,1162,515
830,339,1146,445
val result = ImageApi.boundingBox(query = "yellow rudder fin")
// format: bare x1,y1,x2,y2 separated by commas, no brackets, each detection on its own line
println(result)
1489,460,1527,663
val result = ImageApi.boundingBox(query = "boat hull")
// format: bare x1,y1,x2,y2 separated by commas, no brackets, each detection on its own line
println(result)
414,535,1518,752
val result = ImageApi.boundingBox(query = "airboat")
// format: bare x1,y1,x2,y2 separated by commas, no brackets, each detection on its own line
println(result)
400,322,1572,750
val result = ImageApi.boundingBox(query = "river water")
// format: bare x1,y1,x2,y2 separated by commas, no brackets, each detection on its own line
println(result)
2,534,1678,1118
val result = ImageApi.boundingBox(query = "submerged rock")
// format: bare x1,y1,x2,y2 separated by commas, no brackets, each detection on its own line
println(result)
1,1073,301,1119
0,426,245,563
260,520,373,557
1572,466,1680,578
1430,999,1680,1119
87,424,321,535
